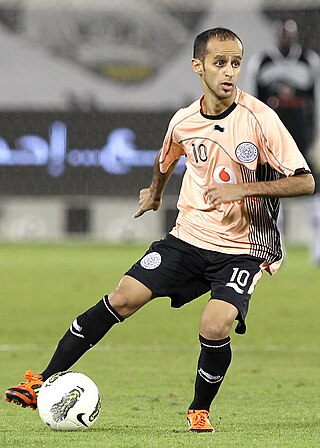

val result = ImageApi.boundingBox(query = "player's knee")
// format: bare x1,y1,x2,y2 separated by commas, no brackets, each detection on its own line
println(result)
108,281,152,318
108,290,134,317
200,319,232,340
200,299,238,340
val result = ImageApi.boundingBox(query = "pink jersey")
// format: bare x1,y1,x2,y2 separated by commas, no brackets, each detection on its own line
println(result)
159,88,311,274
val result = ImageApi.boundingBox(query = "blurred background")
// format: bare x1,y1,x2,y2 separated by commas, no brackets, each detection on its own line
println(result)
0,0,319,253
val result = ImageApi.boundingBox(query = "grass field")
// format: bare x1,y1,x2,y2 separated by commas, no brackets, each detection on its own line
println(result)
0,243,319,447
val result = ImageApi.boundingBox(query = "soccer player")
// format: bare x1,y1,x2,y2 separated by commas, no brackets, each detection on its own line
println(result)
6,28,315,433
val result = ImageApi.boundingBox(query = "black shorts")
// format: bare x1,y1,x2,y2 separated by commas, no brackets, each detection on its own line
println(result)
125,234,265,334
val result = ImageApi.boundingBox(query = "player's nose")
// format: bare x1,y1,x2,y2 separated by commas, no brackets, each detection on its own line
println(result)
225,62,234,77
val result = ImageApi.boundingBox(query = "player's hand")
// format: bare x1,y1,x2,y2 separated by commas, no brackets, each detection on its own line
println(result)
204,184,245,207
133,187,162,218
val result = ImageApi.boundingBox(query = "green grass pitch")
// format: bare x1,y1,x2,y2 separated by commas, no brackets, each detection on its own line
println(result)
0,243,319,447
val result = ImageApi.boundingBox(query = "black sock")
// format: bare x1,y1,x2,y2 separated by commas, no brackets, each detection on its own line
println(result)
189,335,232,412
41,296,124,381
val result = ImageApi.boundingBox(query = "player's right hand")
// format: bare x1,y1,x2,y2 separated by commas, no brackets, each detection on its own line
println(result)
133,187,162,218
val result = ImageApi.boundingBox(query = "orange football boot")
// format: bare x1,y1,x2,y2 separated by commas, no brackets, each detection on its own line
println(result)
187,409,215,433
5,370,43,410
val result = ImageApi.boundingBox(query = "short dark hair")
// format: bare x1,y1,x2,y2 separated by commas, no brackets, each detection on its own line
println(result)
193,27,243,61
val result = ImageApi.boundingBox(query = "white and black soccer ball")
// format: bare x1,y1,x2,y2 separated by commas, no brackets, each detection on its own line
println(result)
37,371,101,431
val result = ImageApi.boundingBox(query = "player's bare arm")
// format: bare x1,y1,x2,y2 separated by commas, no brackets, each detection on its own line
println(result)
133,151,179,218
204,173,315,207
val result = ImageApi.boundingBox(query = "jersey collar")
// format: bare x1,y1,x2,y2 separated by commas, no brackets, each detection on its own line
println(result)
200,98,237,120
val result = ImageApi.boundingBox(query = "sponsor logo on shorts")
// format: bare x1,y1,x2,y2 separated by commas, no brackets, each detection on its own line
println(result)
235,142,258,163
140,252,162,270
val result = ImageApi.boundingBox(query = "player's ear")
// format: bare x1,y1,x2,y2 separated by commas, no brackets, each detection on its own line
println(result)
192,58,204,75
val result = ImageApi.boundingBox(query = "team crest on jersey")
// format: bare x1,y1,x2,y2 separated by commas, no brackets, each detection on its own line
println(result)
213,166,235,184
235,142,258,163
140,252,162,270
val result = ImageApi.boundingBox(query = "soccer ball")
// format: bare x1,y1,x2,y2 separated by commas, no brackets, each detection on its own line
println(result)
37,371,101,431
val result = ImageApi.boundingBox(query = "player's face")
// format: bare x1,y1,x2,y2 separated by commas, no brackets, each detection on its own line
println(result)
193,37,243,101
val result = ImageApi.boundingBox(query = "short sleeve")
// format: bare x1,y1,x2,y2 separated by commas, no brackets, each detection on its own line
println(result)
159,115,185,174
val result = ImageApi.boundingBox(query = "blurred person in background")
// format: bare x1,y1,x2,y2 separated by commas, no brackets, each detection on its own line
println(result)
247,19,320,265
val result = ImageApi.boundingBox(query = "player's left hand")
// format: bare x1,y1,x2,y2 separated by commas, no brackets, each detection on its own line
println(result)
204,184,245,207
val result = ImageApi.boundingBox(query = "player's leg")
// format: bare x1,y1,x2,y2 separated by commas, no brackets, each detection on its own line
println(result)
108,275,154,317
187,300,236,432
5,275,152,409
5,234,208,411
40,275,152,379
187,253,265,432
